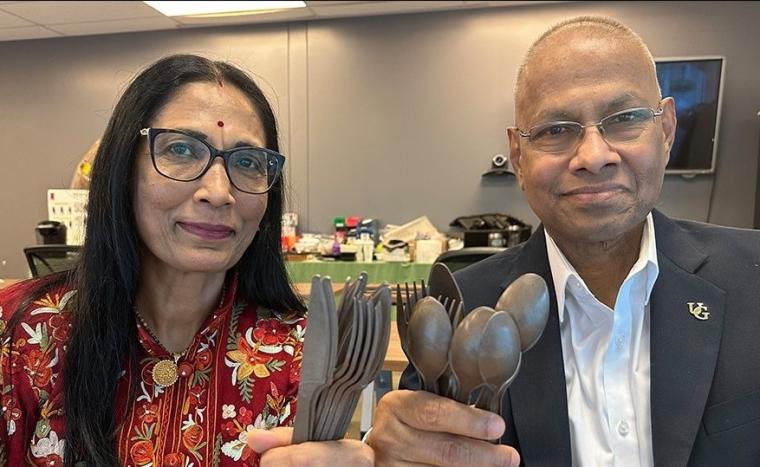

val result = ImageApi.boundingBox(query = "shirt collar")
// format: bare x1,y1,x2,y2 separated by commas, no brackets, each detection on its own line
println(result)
545,212,659,325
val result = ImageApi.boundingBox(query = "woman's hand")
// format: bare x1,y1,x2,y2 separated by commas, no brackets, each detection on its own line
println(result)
248,427,374,467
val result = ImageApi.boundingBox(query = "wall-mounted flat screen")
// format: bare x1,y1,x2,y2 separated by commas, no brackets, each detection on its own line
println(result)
656,56,725,174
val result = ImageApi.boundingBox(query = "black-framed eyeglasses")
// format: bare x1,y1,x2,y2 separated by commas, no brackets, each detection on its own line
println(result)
139,128,285,194
517,105,665,154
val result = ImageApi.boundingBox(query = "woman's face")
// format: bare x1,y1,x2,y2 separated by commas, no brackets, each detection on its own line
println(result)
133,81,269,274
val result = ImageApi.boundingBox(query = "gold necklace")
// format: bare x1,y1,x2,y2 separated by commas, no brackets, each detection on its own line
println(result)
134,310,189,388
134,283,228,388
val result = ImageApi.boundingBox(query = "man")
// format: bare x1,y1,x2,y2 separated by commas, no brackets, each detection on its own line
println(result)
368,16,760,467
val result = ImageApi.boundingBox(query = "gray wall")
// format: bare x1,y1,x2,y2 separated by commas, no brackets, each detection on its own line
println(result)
1,1,759,278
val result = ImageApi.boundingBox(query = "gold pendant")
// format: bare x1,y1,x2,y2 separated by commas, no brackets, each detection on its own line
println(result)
152,358,179,387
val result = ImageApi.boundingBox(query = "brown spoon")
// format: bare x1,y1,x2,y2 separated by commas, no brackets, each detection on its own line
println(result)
407,297,452,393
495,273,550,352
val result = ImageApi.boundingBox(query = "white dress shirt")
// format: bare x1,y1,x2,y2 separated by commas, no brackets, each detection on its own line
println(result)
544,213,659,467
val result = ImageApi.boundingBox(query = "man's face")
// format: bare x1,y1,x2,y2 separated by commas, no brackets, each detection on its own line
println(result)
508,32,676,245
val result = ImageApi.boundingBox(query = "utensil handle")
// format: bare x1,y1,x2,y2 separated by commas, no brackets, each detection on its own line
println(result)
292,382,320,443
474,385,492,410
489,383,508,416
437,371,458,398
419,372,437,394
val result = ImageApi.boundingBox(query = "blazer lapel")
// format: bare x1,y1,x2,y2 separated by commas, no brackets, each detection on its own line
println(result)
503,228,573,467
649,211,726,467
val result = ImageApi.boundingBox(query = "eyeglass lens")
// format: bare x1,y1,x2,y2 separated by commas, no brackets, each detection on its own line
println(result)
528,108,656,153
151,131,278,193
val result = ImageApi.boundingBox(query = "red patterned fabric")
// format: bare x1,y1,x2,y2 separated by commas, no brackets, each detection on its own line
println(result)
0,275,305,466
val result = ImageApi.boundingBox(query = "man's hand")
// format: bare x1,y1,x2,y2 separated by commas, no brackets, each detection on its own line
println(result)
367,390,520,466
247,427,374,467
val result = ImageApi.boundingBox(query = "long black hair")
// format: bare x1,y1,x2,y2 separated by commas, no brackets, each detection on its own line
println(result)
57,54,305,466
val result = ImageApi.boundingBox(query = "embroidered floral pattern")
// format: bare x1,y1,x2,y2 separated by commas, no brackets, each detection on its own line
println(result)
0,278,305,466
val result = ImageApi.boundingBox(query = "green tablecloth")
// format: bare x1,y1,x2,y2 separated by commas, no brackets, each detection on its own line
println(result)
286,260,432,285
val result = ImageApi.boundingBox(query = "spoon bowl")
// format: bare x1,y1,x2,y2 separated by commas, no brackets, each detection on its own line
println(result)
407,297,452,393
478,311,521,388
495,273,550,352
448,306,494,403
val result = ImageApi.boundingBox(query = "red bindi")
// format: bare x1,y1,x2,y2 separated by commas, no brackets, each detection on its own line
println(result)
217,121,224,127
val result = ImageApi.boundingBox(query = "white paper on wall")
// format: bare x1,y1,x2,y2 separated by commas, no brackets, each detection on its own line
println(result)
47,189,89,245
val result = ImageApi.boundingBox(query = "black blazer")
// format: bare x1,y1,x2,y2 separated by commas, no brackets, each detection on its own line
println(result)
401,210,760,466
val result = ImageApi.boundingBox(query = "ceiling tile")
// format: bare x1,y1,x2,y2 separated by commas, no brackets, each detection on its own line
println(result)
48,16,179,36
0,24,59,40
2,1,161,25
305,1,368,5
309,1,466,18
0,0,573,42
0,8,35,27
483,0,566,7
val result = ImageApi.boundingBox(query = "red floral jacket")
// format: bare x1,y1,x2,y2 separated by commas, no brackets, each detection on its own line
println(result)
0,276,305,466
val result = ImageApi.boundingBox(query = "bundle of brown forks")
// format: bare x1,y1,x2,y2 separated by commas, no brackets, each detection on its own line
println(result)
292,273,392,442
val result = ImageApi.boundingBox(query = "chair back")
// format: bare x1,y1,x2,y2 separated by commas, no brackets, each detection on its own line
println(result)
433,247,505,273
24,244,82,278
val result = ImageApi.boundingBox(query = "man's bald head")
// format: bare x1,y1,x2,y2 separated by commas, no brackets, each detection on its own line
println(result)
514,16,661,126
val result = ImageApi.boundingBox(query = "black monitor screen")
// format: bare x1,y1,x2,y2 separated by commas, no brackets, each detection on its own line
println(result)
656,57,724,174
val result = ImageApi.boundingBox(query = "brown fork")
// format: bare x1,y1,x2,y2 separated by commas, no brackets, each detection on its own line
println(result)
395,284,411,360
436,297,462,398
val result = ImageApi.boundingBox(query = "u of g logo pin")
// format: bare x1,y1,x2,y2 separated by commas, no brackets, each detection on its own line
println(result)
687,302,710,320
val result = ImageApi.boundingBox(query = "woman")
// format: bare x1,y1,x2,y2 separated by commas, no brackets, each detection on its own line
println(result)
0,55,372,466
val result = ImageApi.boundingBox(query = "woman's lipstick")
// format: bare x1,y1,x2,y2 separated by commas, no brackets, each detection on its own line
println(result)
178,222,234,240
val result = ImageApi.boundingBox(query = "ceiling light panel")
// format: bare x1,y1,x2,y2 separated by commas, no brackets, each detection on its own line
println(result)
144,1,306,17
